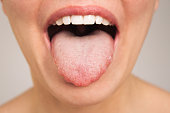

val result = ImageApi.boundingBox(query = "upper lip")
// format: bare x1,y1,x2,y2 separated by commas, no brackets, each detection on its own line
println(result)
44,5,119,31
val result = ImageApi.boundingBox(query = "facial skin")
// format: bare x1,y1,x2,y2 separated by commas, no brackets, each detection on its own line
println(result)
1,0,159,112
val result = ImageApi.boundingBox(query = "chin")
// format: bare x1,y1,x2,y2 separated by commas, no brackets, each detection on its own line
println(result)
43,72,124,106
36,46,128,106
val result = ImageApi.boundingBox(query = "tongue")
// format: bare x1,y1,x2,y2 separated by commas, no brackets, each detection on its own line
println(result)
51,30,114,86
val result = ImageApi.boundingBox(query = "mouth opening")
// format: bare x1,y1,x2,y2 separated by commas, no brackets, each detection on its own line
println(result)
47,24,118,41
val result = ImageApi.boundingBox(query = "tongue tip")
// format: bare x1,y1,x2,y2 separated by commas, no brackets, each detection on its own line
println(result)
63,73,101,87
61,66,108,87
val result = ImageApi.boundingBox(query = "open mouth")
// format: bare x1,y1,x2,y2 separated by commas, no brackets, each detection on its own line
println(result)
47,15,118,41
45,6,119,87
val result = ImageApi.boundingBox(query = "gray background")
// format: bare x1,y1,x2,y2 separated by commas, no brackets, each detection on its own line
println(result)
0,0,170,105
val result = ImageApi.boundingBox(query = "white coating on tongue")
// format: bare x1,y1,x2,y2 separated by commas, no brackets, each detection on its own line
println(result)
51,31,114,86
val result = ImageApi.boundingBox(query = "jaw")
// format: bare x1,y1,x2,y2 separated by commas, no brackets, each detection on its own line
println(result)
17,5,131,105
29,4,126,105
5,0,156,107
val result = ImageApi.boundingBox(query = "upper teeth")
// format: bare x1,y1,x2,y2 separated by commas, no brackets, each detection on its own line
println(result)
53,15,111,26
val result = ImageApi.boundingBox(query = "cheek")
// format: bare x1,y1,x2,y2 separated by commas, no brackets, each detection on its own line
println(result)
3,0,41,21
122,0,155,19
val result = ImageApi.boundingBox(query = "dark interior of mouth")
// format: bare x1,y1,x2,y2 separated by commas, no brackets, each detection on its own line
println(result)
47,24,118,41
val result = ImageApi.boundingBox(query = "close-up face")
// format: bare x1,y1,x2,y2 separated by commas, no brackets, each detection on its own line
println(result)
2,0,158,106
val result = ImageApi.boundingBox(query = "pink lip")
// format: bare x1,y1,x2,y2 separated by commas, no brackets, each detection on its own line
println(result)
44,5,119,31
